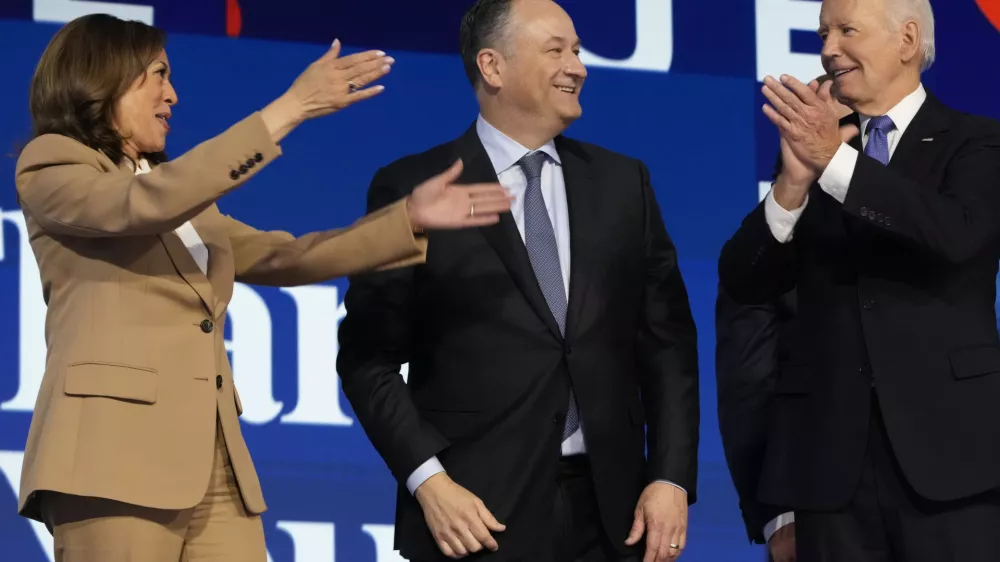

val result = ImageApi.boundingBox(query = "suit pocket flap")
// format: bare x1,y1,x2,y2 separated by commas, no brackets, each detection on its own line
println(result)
64,362,158,404
949,345,1000,380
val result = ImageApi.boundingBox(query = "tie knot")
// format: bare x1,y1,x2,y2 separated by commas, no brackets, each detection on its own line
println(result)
866,115,895,135
517,151,547,182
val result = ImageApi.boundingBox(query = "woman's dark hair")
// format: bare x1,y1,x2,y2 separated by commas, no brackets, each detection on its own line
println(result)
29,14,168,166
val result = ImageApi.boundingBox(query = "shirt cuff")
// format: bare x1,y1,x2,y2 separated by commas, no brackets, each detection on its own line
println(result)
406,456,445,495
653,479,687,496
763,511,795,542
764,188,807,243
817,143,858,204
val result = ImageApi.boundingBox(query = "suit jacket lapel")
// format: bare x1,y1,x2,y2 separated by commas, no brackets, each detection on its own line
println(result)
192,212,234,316
159,223,217,317
557,137,599,339
119,157,218,316
457,126,564,342
887,91,950,177
845,113,863,152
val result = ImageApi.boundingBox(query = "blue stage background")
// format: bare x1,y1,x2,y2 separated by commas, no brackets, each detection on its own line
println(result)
0,1,997,560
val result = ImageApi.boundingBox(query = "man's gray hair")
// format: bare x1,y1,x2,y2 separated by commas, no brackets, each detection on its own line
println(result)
886,0,936,71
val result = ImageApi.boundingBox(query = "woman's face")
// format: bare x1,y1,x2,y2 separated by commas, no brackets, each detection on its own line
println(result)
115,50,176,159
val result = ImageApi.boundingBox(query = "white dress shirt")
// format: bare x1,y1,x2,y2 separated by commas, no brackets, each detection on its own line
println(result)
134,158,209,275
760,84,927,541
406,116,686,499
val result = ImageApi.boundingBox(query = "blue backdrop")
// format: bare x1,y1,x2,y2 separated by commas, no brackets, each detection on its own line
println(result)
0,1,998,560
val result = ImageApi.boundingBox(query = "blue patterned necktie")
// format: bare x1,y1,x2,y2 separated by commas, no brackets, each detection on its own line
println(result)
864,115,895,165
517,151,580,440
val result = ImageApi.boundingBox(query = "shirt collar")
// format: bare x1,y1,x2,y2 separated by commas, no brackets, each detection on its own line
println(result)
475,114,561,176
125,157,152,176
135,158,152,175
859,83,927,138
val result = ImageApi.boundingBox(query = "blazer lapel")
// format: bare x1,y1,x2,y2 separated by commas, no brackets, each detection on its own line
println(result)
159,224,217,317
458,126,564,342
192,212,235,316
557,137,600,339
887,92,950,177
845,113,863,152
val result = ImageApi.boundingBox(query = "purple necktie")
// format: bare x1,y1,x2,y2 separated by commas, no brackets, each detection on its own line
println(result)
517,152,580,440
864,115,895,165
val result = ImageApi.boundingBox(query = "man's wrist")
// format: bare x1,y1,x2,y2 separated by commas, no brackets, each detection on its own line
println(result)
414,471,449,504
773,175,810,211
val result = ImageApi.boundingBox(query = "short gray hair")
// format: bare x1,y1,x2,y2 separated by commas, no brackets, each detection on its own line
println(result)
885,0,935,71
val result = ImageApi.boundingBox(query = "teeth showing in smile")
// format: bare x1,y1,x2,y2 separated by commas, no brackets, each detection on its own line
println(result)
834,69,854,77
556,86,576,93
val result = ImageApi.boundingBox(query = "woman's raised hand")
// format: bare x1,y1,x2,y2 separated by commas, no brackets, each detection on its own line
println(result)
262,39,393,142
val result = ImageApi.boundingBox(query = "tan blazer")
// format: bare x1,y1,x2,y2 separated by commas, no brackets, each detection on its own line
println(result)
13,112,427,522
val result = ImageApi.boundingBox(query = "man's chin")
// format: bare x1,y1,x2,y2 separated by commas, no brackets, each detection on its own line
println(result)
559,107,582,125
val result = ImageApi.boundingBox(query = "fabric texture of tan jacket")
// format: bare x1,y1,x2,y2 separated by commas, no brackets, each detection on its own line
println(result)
13,112,426,522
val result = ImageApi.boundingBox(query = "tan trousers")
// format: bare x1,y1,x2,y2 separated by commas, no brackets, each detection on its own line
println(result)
40,419,266,562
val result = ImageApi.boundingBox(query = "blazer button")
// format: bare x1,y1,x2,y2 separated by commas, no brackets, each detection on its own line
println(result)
229,170,240,180
254,152,264,162
238,164,249,174
216,375,223,390
862,299,876,311
246,158,256,168
565,346,573,356
200,319,214,333
884,216,892,226
860,207,869,217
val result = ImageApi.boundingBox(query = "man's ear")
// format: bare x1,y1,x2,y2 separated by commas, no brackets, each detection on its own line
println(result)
477,48,505,89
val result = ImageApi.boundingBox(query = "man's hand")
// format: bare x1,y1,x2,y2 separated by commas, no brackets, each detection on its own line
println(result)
625,482,688,562
767,522,796,562
414,472,506,558
761,76,858,174
772,137,814,211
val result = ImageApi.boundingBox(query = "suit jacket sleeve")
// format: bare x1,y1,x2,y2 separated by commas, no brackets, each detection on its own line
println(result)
715,286,790,543
635,162,700,501
219,198,427,287
336,166,449,484
15,113,281,238
840,123,1000,264
718,157,799,305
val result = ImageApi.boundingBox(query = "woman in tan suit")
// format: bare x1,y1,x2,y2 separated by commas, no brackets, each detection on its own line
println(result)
14,14,511,562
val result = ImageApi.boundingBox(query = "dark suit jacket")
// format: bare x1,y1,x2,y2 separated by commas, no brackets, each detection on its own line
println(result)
718,91,1000,512
337,125,700,561
715,287,796,543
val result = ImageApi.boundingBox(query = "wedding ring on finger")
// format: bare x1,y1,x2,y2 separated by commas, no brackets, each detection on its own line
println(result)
469,203,476,217
669,543,681,550
348,80,359,93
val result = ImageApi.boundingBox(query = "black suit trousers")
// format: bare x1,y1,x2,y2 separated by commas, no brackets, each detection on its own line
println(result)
796,394,1000,562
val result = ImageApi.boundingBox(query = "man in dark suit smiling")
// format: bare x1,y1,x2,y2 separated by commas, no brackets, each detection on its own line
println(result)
719,0,1000,560
337,1,700,561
